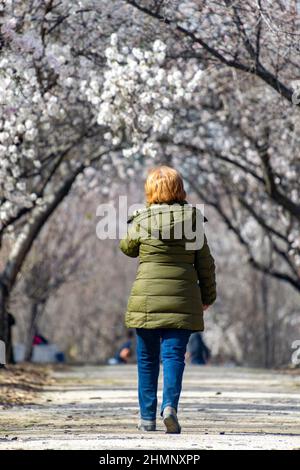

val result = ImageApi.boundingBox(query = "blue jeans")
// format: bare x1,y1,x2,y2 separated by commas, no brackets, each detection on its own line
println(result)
136,328,192,421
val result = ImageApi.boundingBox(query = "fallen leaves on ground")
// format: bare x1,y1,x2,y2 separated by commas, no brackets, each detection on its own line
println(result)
0,364,55,407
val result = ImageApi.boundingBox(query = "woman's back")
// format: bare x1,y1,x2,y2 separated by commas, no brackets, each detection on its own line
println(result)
120,201,216,331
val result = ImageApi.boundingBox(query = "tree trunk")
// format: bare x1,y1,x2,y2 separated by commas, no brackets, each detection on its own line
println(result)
24,302,41,362
0,280,9,363
261,273,270,368
0,164,85,358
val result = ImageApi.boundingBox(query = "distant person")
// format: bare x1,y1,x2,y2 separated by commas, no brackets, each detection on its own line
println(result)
186,332,211,365
33,331,49,346
1,312,16,365
119,166,216,434
32,329,65,363
108,330,134,365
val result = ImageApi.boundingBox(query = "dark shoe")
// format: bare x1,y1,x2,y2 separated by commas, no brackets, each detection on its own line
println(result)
162,406,181,434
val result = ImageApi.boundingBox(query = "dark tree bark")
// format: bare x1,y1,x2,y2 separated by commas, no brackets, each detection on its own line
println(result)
261,273,270,368
0,281,9,349
24,302,42,362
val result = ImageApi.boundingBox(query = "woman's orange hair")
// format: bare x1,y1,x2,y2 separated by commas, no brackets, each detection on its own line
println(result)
145,166,186,205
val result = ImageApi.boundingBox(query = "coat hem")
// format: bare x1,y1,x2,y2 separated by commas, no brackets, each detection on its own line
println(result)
125,311,204,332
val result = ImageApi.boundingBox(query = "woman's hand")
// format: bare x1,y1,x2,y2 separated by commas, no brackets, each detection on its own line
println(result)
202,304,210,311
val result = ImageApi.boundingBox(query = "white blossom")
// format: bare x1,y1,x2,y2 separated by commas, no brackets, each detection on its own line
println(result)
83,34,202,158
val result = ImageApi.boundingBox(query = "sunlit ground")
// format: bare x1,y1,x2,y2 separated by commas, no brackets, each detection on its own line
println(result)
0,365,299,450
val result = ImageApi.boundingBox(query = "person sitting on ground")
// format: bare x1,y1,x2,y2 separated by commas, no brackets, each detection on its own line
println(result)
108,330,134,365
186,332,211,365
32,330,49,346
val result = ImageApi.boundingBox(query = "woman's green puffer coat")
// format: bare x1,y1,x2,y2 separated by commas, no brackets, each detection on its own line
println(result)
119,201,216,331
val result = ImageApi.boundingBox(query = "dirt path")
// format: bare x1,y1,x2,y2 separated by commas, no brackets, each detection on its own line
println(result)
0,365,300,450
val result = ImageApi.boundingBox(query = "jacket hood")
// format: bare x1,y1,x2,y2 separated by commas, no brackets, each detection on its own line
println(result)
127,201,207,240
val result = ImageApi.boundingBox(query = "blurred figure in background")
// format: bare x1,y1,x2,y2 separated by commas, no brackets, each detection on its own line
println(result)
108,330,134,365
32,329,49,346
32,328,65,363
186,332,211,365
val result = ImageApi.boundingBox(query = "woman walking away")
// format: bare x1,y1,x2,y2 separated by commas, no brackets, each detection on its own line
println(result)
119,166,217,433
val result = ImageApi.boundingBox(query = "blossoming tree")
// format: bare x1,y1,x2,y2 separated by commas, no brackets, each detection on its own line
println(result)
0,0,203,347
1,0,299,355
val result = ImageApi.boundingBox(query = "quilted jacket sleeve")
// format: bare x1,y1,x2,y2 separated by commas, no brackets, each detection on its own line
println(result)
194,234,217,305
119,219,140,258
